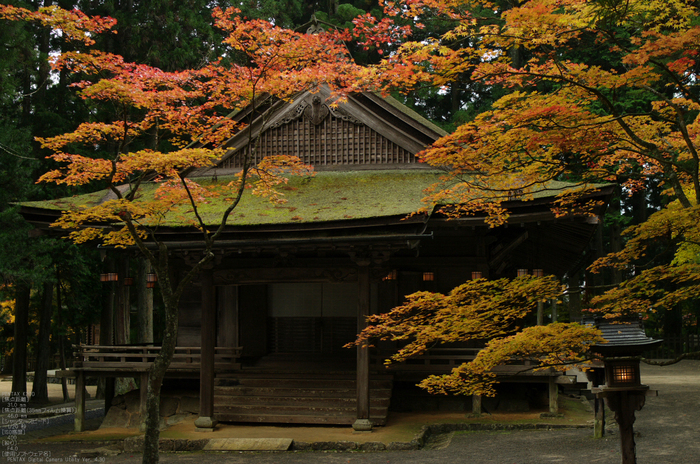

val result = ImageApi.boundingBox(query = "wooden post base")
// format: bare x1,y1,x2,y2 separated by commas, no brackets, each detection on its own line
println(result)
194,416,218,432
352,418,372,432
472,394,482,415
548,377,558,414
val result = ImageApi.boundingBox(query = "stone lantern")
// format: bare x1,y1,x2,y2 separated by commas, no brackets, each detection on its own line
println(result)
591,317,662,464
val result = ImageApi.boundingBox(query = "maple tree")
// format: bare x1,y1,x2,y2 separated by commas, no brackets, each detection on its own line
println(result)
347,0,700,395
1,4,363,463
351,276,604,396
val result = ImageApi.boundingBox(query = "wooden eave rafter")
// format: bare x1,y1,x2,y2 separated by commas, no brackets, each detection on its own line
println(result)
334,93,437,154
488,231,529,270
431,184,615,226
132,232,431,254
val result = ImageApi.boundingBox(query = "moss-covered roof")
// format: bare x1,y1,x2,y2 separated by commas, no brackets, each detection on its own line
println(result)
21,170,612,228
21,170,444,227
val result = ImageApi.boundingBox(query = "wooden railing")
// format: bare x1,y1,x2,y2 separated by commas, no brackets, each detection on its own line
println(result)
73,345,243,372
643,334,700,359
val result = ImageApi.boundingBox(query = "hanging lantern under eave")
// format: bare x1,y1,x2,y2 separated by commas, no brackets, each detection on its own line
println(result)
517,269,528,277
100,273,118,282
123,277,134,286
383,270,397,281
422,272,435,282
471,271,483,280
532,269,544,277
146,273,158,288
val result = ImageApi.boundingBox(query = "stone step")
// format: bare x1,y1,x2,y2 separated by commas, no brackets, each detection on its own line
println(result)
213,370,393,426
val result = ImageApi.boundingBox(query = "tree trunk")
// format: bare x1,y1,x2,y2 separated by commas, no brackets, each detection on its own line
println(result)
32,281,54,404
142,294,180,464
11,283,31,399
139,247,211,464
509,45,523,69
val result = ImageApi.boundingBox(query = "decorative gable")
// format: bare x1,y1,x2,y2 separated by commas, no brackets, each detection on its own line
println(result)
213,86,446,171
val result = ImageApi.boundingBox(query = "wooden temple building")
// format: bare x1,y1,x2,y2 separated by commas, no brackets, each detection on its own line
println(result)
20,86,613,432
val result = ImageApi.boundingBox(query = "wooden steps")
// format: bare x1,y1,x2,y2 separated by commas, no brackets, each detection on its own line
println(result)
213,372,393,426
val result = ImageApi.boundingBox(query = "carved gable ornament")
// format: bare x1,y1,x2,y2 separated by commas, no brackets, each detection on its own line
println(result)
304,95,329,125
270,94,362,129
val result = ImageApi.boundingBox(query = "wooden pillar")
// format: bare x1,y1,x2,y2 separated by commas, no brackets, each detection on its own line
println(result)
136,258,154,344
548,377,558,414
74,371,86,432
353,263,372,432
99,265,115,412
114,256,136,395
569,270,582,322
537,301,544,326
115,255,131,345
195,269,217,431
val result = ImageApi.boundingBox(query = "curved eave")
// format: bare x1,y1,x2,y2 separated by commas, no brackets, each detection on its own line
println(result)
19,205,63,226
127,211,432,249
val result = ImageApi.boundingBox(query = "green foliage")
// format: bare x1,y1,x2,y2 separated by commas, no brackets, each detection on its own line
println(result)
81,0,228,71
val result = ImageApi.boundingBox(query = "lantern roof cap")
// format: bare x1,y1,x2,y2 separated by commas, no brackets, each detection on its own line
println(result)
590,317,662,356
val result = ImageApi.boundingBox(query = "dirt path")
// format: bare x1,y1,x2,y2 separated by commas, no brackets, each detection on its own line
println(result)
8,360,700,463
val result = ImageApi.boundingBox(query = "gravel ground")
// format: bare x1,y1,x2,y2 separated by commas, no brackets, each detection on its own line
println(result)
7,360,699,464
